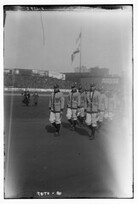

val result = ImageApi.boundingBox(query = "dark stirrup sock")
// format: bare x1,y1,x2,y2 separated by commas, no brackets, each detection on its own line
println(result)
52,122,57,128
92,127,96,136
73,120,77,127
56,124,61,133
88,125,92,130
81,117,85,123
68,119,73,125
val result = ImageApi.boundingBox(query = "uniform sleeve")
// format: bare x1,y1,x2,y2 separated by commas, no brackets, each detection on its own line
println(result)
84,93,88,110
113,95,116,110
97,92,100,110
49,93,53,109
77,92,81,108
60,93,65,110
87,92,91,104
84,93,87,110
105,95,108,110
67,93,71,107
98,94,101,110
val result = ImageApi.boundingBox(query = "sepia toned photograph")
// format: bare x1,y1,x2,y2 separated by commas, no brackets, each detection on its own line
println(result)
3,4,133,199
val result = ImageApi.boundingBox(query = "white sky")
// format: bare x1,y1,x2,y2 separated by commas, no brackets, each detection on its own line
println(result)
4,6,132,75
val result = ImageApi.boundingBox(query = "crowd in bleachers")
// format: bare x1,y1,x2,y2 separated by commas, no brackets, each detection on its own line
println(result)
4,73,74,89
4,73,124,100
4,72,126,117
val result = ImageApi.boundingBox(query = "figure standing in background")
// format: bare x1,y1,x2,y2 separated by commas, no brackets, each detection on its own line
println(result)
33,91,39,106
105,90,116,121
98,87,108,128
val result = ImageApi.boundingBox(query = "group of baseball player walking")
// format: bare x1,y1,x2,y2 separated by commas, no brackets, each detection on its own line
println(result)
49,83,117,140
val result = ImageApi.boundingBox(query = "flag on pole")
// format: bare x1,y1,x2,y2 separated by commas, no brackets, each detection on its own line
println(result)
71,32,81,63
71,48,80,63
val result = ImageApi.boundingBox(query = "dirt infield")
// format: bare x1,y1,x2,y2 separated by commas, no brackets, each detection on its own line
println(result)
4,94,133,198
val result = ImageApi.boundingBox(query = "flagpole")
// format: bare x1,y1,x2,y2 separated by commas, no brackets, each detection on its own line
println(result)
80,32,82,73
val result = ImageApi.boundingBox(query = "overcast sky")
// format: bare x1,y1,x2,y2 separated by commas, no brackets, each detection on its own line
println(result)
4,6,132,75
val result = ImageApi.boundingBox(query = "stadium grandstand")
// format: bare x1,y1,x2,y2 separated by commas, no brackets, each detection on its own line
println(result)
4,67,121,92
4,68,74,90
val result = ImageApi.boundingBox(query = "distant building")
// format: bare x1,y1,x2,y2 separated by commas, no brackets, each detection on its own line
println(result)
74,66,109,76
64,66,121,90
65,67,109,83
4,69,10,74
32,69,48,76
48,70,65,80
88,67,109,76
74,66,89,73
13,68,32,76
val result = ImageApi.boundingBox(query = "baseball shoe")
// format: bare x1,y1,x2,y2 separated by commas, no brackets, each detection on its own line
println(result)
89,135,95,140
71,126,76,131
54,131,60,137
89,130,95,140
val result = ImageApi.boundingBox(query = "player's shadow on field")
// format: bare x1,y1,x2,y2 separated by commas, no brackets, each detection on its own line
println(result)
45,125,55,133
45,123,90,136
76,127,90,137
21,105,31,107
62,122,89,137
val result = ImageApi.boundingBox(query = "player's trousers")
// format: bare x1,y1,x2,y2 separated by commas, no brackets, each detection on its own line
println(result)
85,112,99,127
104,111,114,120
77,107,85,118
49,111,61,124
98,111,105,122
66,108,77,120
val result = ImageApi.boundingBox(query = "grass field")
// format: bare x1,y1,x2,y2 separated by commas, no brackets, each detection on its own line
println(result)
4,94,133,199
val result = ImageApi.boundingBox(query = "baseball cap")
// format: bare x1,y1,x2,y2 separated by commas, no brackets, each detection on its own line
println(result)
71,84,76,88
78,85,82,90
54,84,59,88
90,83,96,87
